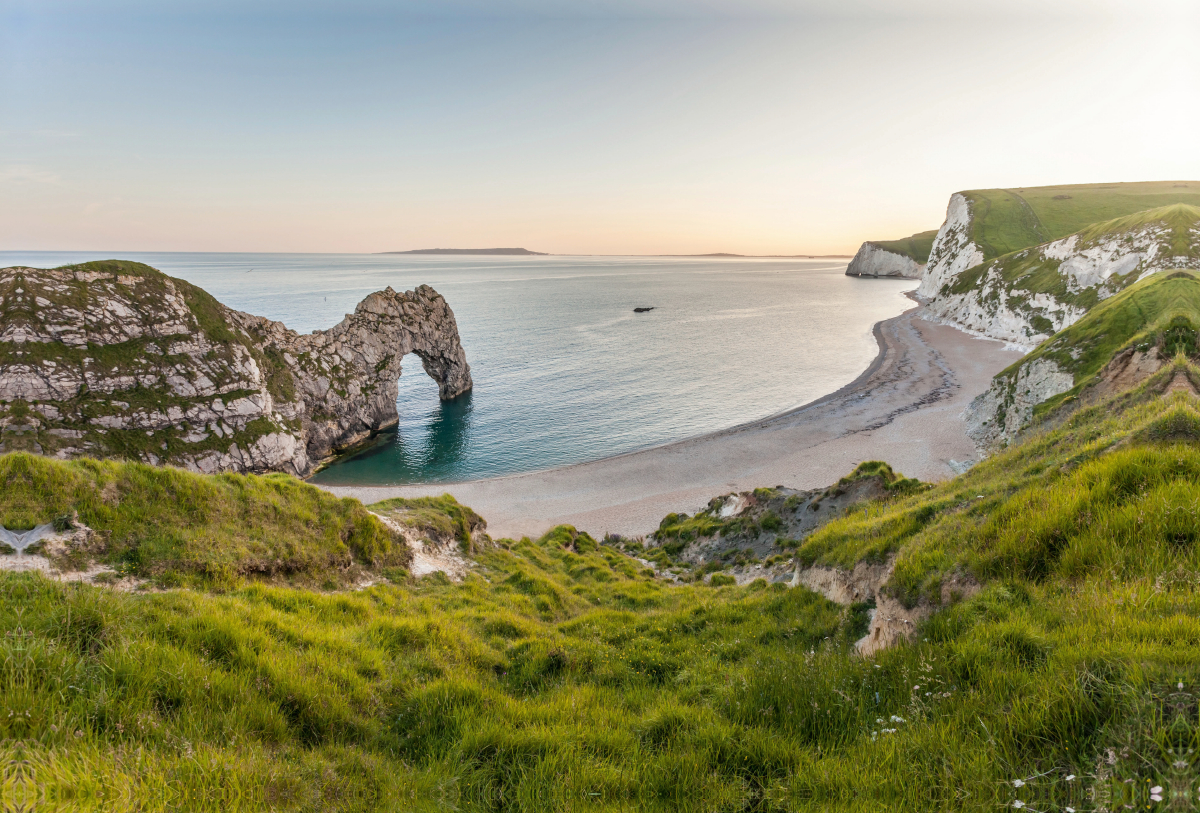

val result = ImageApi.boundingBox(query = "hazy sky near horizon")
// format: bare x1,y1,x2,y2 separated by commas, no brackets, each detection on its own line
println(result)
3,1,1198,255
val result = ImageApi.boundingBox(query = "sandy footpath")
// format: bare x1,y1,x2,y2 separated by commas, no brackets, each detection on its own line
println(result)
323,304,1022,540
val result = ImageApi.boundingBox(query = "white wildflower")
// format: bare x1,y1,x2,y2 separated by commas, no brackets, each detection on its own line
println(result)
1012,801,1025,809
1065,775,1076,782
1013,779,1025,788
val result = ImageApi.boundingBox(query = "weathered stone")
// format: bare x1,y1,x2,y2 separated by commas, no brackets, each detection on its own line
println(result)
0,260,471,476
845,242,923,279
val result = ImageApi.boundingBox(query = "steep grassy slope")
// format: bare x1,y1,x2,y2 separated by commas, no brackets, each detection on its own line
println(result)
8,265,1200,810
962,180,1200,261
868,229,939,263
964,269,1200,450
928,205,1200,347
0,453,402,587
6,354,1200,810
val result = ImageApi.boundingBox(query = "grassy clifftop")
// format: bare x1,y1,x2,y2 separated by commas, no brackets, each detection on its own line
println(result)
868,229,939,263
0,453,402,588
961,180,1200,260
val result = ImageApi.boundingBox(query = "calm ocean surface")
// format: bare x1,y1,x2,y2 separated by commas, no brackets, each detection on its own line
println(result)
3,252,915,484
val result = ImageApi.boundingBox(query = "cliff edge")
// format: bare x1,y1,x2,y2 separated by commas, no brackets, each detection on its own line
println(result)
845,229,936,279
0,260,472,476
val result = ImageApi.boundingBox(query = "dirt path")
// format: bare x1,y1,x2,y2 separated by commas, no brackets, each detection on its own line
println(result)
323,305,1021,540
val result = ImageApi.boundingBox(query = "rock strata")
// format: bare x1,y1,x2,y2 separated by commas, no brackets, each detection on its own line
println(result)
0,260,472,476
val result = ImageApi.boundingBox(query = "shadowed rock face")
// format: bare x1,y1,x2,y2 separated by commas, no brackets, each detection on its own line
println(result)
231,284,473,464
0,261,471,476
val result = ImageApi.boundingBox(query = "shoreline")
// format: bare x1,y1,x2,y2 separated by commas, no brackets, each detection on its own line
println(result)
323,305,1022,539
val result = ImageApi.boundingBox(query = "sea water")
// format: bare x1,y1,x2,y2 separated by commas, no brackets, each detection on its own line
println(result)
2,252,915,484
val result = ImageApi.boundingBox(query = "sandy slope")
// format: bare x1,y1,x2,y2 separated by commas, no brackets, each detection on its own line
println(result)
323,304,1022,540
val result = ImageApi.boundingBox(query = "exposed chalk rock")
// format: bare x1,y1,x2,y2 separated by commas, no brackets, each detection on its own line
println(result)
0,261,472,476
918,201,1200,347
964,357,1075,452
845,242,923,279
916,193,986,301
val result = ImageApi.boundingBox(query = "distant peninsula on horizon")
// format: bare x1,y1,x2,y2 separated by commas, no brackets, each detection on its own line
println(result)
377,248,854,258
380,247,549,256
661,253,854,259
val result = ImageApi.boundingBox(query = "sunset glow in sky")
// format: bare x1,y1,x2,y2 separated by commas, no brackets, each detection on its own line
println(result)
3,0,1198,255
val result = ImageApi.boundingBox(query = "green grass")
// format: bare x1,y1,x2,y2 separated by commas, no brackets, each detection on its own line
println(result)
868,229,939,263
9,262,1200,808
983,270,1200,418
0,453,400,588
371,494,486,553
830,460,925,495
961,181,1200,260
7,361,1200,810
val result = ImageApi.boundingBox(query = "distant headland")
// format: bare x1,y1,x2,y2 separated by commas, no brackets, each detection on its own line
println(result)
380,247,548,256
657,253,854,259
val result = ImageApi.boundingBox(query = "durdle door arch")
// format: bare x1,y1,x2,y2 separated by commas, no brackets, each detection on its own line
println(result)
0,262,472,477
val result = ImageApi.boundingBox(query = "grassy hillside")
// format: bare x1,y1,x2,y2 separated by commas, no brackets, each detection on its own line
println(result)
961,267,1200,435
6,350,1200,810
8,261,1200,810
961,180,1200,260
0,454,401,588
868,229,939,263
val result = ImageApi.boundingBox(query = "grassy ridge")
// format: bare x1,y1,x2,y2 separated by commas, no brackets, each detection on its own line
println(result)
974,269,1200,423
0,453,400,588
962,180,1200,260
868,229,939,263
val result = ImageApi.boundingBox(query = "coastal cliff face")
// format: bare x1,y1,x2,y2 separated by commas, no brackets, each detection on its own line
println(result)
0,261,471,476
844,242,923,279
915,193,985,301
924,206,1200,348
964,357,1075,451
961,268,1200,454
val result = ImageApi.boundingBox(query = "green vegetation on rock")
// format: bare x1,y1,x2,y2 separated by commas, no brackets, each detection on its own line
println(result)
869,229,939,263
0,453,400,588
8,240,1200,810
962,180,1200,260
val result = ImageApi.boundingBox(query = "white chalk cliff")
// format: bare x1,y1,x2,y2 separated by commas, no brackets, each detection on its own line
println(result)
920,202,1200,348
845,242,923,279
942,204,1200,453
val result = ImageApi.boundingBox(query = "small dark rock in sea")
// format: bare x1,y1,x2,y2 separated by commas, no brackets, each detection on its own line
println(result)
633,307,655,313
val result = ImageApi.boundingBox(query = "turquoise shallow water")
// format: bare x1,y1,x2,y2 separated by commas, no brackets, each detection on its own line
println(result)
2,252,914,484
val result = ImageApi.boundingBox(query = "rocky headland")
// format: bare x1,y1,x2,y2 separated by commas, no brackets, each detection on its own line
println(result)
844,241,924,278
845,228,938,280
908,183,1200,452
0,260,471,476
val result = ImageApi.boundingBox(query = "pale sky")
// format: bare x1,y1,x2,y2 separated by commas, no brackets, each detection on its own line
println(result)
2,0,1197,255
